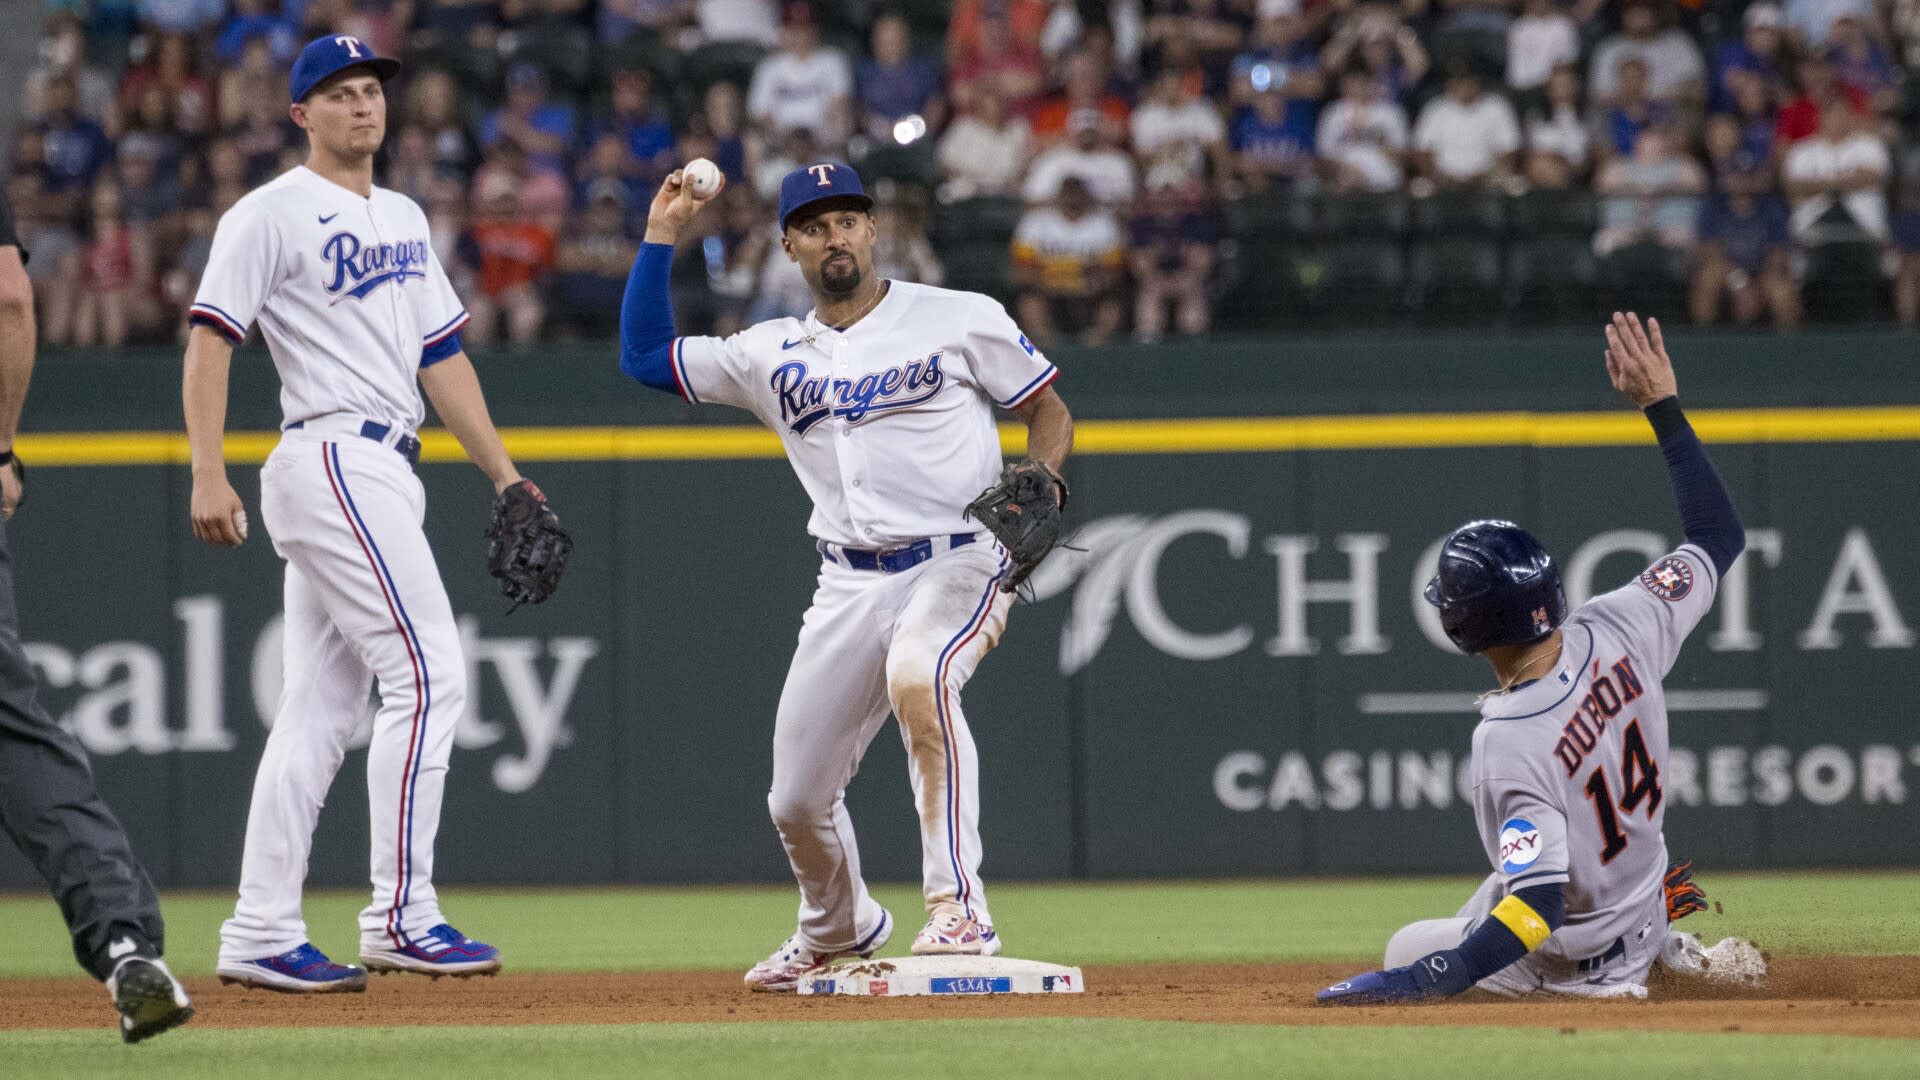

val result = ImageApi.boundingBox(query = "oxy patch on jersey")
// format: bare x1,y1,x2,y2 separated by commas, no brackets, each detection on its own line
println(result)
322,232,429,302
771,353,945,435
1638,556,1694,601
1499,818,1543,874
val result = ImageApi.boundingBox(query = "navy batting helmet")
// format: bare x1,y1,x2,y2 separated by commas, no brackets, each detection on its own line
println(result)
1423,520,1567,654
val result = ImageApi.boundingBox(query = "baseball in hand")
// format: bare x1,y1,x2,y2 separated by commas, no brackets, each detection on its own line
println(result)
682,158,721,198
234,510,249,541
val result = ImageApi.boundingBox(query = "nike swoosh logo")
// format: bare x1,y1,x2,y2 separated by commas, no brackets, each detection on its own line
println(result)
319,213,339,224
781,338,807,350
109,937,138,960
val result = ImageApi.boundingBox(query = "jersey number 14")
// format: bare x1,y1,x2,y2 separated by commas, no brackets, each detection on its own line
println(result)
1583,719,1663,864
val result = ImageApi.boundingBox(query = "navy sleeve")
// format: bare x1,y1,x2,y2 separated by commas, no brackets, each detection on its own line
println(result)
1645,395,1745,575
618,241,679,393
1412,882,1568,996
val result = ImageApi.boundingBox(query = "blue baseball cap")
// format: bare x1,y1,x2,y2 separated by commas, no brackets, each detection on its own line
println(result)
777,161,874,230
289,34,402,104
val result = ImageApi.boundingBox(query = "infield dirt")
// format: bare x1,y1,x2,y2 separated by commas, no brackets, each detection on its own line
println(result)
5,957,1918,1038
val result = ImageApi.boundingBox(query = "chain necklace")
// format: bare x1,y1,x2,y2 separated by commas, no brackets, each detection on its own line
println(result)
1476,645,1562,704
804,280,889,346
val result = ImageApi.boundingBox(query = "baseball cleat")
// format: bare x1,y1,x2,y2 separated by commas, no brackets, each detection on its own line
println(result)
744,908,892,993
911,903,1001,956
107,956,194,1043
360,923,502,977
217,942,367,993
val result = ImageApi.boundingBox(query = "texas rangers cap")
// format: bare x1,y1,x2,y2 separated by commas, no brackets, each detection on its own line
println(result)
289,34,402,104
777,161,873,230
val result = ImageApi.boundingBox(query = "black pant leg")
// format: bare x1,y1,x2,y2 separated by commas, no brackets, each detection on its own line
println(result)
0,519,164,980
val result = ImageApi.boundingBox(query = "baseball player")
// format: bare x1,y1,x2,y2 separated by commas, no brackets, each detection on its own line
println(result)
1319,312,1759,1003
184,35,555,991
619,163,1074,991
0,190,193,1043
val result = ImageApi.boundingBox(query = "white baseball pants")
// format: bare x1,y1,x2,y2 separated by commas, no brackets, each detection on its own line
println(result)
768,539,1012,952
219,428,467,963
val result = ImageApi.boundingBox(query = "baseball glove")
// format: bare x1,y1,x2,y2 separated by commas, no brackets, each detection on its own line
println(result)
1664,859,1707,922
485,480,572,611
964,459,1068,594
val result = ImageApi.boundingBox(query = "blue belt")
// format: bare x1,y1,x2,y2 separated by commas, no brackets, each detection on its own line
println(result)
1575,936,1626,973
820,533,974,573
288,419,421,466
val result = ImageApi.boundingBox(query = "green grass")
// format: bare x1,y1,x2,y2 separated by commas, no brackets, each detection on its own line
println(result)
4,1022,1918,1080
2,871,1915,980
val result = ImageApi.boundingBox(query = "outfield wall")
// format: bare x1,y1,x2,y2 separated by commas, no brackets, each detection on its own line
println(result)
2,331,1916,889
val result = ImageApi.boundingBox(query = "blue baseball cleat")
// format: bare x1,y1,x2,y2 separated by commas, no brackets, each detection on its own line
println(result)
361,924,502,977
217,943,367,993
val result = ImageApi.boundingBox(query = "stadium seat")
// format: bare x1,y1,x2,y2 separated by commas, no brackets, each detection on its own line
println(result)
1507,190,1597,237
854,141,939,188
1429,26,1507,81
1409,238,1504,318
1411,191,1505,236
601,30,686,86
1505,235,1599,323
1309,239,1407,320
931,196,1024,249
1598,240,1687,315
1229,188,1314,239
506,21,595,100
1218,239,1311,328
943,241,1014,300
1801,237,1888,323
685,41,768,90
1314,192,1408,240
415,43,503,100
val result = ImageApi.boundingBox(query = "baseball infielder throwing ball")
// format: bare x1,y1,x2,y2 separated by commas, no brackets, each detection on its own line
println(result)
1318,313,1760,1004
184,36,567,992
620,162,1074,990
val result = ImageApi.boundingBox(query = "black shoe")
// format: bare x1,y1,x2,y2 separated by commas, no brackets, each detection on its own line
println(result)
108,956,195,1043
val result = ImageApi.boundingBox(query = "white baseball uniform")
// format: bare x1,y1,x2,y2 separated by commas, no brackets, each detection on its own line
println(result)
191,165,474,963
1385,545,1720,997
669,280,1058,950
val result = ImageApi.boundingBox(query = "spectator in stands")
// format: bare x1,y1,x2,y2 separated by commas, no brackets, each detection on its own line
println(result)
1783,104,1890,239
602,67,677,185
1031,50,1132,149
1893,179,1920,325
471,137,571,235
1234,7,1325,108
1232,85,1316,191
1039,0,1146,74
1597,57,1676,163
122,86,189,178
1896,0,1920,74
1132,68,1230,192
1787,0,1876,50
600,0,697,42
1412,60,1520,190
949,0,1053,67
1129,182,1215,341
1711,2,1791,109
218,37,284,131
857,12,946,142
1690,192,1798,327
1777,55,1869,144
480,65,579,173
871,197,945,285
679,82,749,183
1507,0,1579,95
26,13,116,122
1024,108,1138,207
753,127,823,200
1825,13,1902,116
1588,0,1705,106
115,139,178,228
1011,176,1125,346
418,0,509,50
1524,64,1590,190
1318,4,1423,106
118,32,216,137
70,180,152,348
950,9,1049,116
1317,68,1408,193
217,0,296,64
462,172,555,346
136,0,225,35
698,0,780,46
387,125,442,205
1150,0,1256,95
32,76,113,207
406,69,481,181
547,180,640,338
937,84,1032,200
1594,125,1706,255
231,91,297,184
748,3,854,146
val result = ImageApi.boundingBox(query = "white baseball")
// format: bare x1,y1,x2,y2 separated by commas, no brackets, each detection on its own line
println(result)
682,158,721,198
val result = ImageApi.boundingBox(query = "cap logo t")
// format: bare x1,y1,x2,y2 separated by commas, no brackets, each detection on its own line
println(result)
334,35,364,57
808,163,836,187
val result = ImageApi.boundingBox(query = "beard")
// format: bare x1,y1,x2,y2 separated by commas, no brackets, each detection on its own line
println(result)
820,253,862,296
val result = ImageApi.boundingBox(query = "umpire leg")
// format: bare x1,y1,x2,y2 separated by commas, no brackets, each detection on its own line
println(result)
0,519,164,981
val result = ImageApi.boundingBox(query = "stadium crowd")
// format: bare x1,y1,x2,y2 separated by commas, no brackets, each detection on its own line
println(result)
10,0,1920,346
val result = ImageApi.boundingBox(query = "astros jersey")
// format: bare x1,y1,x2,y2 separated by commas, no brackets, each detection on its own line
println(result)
1468,545,1720,962
191,166,469,430
666,281,1058,547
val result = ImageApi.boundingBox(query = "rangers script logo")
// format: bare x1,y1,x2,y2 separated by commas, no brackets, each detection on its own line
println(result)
1639,556,1694,602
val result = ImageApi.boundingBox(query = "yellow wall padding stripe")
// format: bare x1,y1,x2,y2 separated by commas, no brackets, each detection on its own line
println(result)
1490,894,1554,951
13,407,1920,466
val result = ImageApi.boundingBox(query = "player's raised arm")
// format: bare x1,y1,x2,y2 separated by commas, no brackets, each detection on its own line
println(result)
1603,312,1745,575
617,166,725,393
182,325,248,547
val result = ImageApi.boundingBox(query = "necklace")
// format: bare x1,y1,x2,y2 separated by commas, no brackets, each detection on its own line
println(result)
805,280,889,345
1475,646,1561,704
